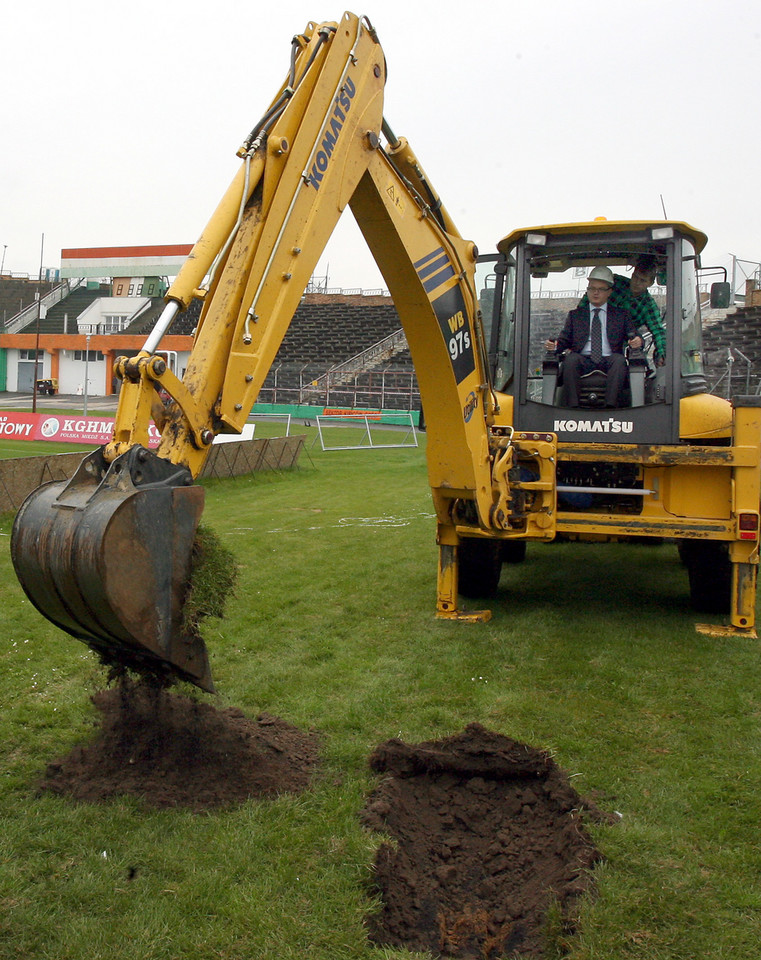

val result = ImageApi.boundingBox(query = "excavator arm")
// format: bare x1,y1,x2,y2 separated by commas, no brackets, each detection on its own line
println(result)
10,13,556,691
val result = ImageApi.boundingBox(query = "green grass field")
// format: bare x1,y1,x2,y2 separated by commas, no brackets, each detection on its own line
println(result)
2,433,761,959
0,439,95,458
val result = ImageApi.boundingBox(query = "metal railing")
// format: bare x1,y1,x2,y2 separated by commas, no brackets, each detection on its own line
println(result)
300,329,408,396
709,346,757,397
303,283,390,297
260,361,420,411
530,285,669,300
3,279,80,333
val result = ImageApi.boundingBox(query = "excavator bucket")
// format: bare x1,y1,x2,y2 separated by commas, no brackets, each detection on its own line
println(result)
11,445,214,692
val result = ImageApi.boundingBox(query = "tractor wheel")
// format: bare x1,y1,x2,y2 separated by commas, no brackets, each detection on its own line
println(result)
457,538,503,598
679,540,731,614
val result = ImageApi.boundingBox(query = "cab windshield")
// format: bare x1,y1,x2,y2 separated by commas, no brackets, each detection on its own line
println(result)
524,247,668,407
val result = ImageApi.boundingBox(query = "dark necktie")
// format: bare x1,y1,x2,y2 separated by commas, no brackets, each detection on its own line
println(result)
590,308,603,365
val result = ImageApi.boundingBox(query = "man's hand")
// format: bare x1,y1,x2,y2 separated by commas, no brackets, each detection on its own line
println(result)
628,335,643,350
545,339,558,351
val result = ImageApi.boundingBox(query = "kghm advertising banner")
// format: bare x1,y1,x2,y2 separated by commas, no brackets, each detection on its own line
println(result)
0,413,161,447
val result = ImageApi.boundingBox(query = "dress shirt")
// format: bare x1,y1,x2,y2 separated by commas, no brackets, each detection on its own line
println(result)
581,303,612,356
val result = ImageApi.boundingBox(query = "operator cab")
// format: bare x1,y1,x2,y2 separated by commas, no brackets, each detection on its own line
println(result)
475,220,718,446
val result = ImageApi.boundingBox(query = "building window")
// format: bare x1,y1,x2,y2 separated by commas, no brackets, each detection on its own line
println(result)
20,349,44,360
73,350,104,362
103,315,128,333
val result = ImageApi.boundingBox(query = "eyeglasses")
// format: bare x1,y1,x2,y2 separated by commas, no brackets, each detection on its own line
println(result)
587,284,609,293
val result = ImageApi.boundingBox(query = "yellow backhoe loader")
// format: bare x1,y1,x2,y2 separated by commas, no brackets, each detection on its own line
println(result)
10,13,761,692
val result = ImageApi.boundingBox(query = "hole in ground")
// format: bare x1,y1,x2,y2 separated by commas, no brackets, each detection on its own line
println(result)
361,723,614,959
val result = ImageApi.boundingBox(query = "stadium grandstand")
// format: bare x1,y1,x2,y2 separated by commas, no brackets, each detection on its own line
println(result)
0,243,758,404
0,245,420,411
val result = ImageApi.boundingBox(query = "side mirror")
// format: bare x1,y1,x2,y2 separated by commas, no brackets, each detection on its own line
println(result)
710,281,731,309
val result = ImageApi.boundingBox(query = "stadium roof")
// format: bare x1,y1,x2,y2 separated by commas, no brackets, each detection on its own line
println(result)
60,244,192,279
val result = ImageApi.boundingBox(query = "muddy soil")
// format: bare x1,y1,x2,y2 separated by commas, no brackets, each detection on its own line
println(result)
361,723,612,959
39,687,608,958
38,680,320,810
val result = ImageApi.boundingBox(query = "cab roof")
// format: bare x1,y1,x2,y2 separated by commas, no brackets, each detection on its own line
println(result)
497,220,708,255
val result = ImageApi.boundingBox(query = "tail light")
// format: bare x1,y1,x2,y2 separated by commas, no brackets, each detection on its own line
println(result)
738,512,759,540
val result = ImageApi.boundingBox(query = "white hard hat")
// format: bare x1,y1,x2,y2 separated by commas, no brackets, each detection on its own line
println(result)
588,266,614,287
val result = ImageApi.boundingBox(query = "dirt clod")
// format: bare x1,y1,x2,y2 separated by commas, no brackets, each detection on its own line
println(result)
362,723,611,959
38,679,319,810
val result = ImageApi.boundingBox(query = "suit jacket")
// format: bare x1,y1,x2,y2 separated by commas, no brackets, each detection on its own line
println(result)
556,303,639,355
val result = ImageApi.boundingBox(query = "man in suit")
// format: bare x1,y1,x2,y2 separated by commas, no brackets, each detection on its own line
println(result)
545,266,643,407
576,255,666,366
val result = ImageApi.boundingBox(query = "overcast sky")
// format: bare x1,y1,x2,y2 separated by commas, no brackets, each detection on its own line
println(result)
3,0,760,292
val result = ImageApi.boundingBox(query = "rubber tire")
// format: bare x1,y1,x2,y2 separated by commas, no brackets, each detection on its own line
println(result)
458,538,503,599
501,541,527,564
679,540,732,614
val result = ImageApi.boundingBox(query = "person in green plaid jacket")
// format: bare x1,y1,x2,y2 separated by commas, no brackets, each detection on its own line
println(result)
580,255,666,366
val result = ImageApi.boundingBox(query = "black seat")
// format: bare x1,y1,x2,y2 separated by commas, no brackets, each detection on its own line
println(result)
541,349,648,408
576,369,610,407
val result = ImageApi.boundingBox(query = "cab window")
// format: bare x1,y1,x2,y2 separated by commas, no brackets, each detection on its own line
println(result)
681,241,703,376
476,254,515,391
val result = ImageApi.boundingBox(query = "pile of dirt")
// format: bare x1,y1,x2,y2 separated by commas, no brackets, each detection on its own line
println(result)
361,723,612,959
38,690,608,956
38,680,320,810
